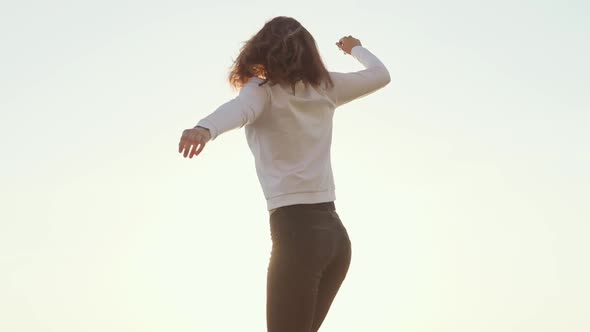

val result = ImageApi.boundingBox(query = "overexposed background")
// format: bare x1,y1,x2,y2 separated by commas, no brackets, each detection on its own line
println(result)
1,0,589,331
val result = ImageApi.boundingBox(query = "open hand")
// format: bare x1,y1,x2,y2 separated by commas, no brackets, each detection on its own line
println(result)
178,127,211,158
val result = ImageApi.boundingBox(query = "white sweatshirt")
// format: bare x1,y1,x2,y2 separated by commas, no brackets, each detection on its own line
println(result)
196,45,390,210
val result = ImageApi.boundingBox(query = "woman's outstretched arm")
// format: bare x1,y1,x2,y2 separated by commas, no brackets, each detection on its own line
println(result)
178,77,269,158
195,77,269,140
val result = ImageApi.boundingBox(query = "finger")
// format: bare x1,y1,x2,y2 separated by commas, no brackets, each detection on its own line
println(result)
195,141,206,156
179,141,188,154
184,143,194,157
189,144,198,158
188,143,198,158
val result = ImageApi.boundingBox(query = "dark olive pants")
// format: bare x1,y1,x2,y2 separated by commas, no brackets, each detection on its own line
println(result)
266,201,352,332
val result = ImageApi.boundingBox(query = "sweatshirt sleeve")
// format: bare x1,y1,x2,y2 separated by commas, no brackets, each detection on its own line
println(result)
195,77,269,141
327,45,391,107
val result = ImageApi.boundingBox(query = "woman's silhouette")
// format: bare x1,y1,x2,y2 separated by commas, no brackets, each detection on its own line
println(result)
178,16,390,332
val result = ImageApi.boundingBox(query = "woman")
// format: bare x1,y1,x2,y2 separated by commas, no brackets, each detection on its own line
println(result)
178,16,390,332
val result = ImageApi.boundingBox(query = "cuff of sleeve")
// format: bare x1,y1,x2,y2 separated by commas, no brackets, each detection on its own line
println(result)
195,119,218,141
350,45,364,57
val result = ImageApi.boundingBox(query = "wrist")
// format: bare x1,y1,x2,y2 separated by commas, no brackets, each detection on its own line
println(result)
195,119,217,141
196,125,211,137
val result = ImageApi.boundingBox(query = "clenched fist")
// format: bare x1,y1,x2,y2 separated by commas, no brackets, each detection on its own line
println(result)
335,35,362,55
178,126,211,158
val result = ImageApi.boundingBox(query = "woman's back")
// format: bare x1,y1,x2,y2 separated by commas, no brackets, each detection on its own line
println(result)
245,78,338,210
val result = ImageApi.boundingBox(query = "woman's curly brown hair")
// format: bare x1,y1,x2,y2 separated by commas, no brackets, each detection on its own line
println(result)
229,16,334,92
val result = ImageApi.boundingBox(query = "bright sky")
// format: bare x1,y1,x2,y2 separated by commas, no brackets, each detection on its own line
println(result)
1,1,589,331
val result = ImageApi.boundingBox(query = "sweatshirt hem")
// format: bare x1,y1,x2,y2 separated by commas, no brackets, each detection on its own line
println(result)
266,190,336,211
